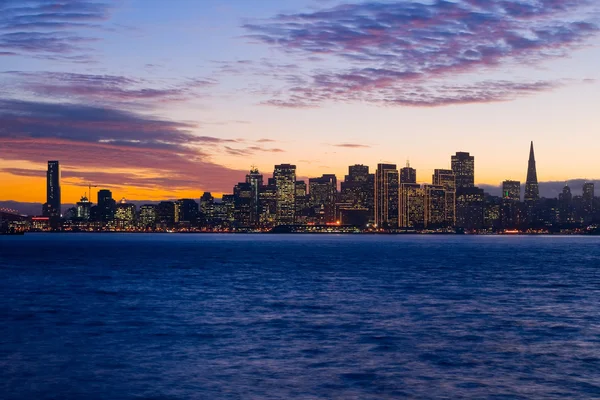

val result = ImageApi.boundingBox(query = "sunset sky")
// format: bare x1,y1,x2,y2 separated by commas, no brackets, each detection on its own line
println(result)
1,0,599,204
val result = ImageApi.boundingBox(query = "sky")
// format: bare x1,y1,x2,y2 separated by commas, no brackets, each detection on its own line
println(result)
1,0,599,205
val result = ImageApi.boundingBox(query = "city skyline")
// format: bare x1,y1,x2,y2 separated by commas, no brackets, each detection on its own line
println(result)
0,141,591,234
1,1,600,203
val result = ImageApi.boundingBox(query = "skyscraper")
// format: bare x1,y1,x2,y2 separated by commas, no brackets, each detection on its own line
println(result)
97,189,115,222
502,180,521,202
583,182,594,222
424,184,447,228
524,141,539,203
375,163,399,228
245,167,263,226
274,164,296,225
559,183,573,224
400,161,417,184
399,183,424,228
44,161,61,217
451,152,475,189
309,174,337,223
455,187,485,230
295,180,308,224
433,169,456,226
502,180,521,229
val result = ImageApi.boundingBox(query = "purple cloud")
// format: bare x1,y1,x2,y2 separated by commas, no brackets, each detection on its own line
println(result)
5,71,217,106
0,1,114,59
244,0,600,107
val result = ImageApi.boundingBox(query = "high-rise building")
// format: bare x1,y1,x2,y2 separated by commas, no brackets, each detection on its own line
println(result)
43,161,61,217
400,161,417,184
233,182,254,227
559,184,573,224
399,183,424,228
502,180,521,202
76,195,91,220
175,199,199,226
375,163,399,228
524,142,539,203
274,164,296,225
139,205,157,229
97,189,115,222
424,184,447,228
246,168,263,225
501,180,521,229
451,152,475,189
259,179,277,227
339,165,374,221
455,187,485,231
583,182,595,222
432,169,456,226
309,174,337,223
157,201,176,228
295,181,309,224
115,198,136,229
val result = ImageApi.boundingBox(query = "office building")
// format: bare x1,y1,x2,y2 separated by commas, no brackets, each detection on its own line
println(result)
524,142,539,204
274,164,297,225
502,180,521,229
309,174,337,223
399,183,424,228
451,152,475,189
375,164,399,228
583,182,594,221
433,169,456,225
245,168,263,226
456,187,485,230
400,161,417,184
97,189,115,222
424,184,447,227
43,160,61,218
139,205,157,229
115,198,136,229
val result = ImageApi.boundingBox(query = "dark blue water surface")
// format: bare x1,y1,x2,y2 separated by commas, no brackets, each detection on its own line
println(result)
1,234,600,399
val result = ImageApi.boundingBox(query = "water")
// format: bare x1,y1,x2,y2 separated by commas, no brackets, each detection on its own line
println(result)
1,234,600,399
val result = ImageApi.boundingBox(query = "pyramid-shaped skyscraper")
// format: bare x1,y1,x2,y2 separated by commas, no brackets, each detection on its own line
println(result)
524,141,539,203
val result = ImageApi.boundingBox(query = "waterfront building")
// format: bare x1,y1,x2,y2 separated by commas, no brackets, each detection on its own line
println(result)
97,189,115,222
400,161,417,184
432,169,456,226
309,174,337,224
115,198,136,229
76,195,92,220
157,201,175,228
43,161,61,218
399,183,424,228
175,199,199,226
424,184,447,228
375,163,399,228
274,164,296,225
583,182,595,222
246,168,263,226
139,205,157,229
456,187,485,230
451,152,474,189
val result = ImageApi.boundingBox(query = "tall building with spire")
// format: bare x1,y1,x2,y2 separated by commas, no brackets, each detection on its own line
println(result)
524,141,539,204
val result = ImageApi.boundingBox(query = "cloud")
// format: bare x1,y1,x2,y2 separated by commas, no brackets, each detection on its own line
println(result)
0,0,114,60
0,100,250,193
224,145,285,156
4,71,217,106
243,0,600,107
333,143,371,148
